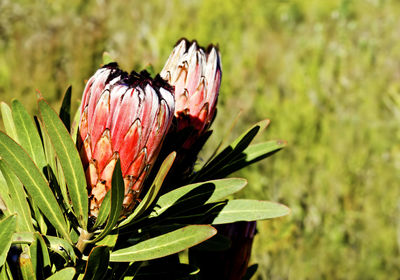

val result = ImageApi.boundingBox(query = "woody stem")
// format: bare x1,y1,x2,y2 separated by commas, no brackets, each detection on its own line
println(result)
76,229,94,253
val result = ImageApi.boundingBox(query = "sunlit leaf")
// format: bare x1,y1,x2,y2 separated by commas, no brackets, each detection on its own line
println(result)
90,160,124,243
0,132,70,241
12,100,46,171
110,225,217,262
119,152,176,228
0,169,13,217
92,191,110,230
19,248,35,280
209,199,290,224
45,267,75,280
193,120,270,181
0,215,16,267
39,99,88,230
212,140,287,178
0,160,34,232
0,102,18,141
150,178,247,218
13,232,76,264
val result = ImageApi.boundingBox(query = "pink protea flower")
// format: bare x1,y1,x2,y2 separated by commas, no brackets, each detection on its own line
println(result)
78,63,175,217
160,39,222,149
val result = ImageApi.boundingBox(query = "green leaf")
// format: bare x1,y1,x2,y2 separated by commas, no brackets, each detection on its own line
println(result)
231,119,270,148
91,159,124,243
70,105,81,145
83,246,110,280
12,232,76,264
28,237,38,277
1,102,18,141
0,132,70,241
92,191,111,230
59,86,72,132
119,152,176,228
0,215,16,267
34,233,51,278
38,118,72,214
39,99,88,230
19,248,35,280
194,120,270,181
109,225,217,262
209,199,290,224
0,160,34,232
11,100,47,171
212,140,287,178
0,169,13,216
94,232,118,249
45,267,75,280
150,178,247,218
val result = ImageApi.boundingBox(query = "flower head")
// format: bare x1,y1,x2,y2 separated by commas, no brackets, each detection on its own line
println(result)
78,63,174,216
161,39,222,149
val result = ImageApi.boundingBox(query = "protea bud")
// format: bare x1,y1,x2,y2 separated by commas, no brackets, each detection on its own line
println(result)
160,39,222,149
189,221,257,280
156,40,221,187
78,63,174,217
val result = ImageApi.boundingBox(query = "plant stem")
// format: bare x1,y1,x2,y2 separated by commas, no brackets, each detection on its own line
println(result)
76,229,94,253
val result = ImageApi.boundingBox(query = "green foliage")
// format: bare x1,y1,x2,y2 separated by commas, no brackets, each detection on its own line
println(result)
0,215,16,267
109,225,217,262
39,99,88,230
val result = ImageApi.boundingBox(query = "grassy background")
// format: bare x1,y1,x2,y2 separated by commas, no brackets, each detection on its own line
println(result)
1,0,400,278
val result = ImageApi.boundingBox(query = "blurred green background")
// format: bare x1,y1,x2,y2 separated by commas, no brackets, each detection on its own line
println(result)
1,0,399,278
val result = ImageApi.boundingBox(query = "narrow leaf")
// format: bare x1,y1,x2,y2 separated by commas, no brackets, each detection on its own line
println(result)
119,152,176,228
110,225,217,262
0,102,18,141
0,132,70,241
210,199,290,224
151,178,247,218
0,215,16,267
90,159,124,243
0,169,13,216
70,105,81,145
19,249,35,280
83,246,110,280
92,191,111,230
28,237,38,276
34,233,51,278
194,120,270,182
12,232,76,264
0,160,34,232
12,100,46,171
45,267,75,280
59,86,72,132
38,119,72,214
212,140,287,178
39,99,88,230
